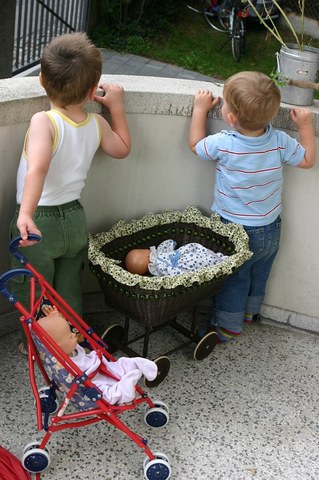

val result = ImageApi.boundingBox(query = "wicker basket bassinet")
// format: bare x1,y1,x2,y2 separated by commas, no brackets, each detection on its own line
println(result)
88,206,252,328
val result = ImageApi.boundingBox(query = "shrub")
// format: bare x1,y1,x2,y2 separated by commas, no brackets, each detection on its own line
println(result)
90,0,180,50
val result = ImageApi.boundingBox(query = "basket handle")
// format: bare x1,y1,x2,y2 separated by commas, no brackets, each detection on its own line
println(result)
9,234,41,264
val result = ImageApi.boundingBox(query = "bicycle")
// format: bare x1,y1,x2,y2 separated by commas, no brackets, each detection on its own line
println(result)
185,1,280,62
185,0,247,61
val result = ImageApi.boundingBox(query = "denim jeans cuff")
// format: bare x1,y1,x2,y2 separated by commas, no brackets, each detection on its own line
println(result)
213,309,246,333
245,295,264,315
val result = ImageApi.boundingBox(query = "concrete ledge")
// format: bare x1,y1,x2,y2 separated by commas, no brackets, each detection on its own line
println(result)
1,75,319,134
261,304,319,335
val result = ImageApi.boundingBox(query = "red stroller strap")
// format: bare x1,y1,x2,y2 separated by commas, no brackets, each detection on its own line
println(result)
87,351,120,382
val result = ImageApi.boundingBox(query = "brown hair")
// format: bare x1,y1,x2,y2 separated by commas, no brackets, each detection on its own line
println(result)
40,32,102,108
223,71,280,130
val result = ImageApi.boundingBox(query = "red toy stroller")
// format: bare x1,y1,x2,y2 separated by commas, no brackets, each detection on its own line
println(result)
0,234,171,480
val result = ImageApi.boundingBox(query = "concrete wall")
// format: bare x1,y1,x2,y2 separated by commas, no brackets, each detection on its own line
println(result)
0,75,319,333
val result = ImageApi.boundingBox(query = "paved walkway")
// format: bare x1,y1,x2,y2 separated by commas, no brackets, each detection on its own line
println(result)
100,49,217,82
1,295,319,480
26,48,217,83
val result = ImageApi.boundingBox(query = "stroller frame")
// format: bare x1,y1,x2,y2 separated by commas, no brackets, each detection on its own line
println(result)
0,235,171,480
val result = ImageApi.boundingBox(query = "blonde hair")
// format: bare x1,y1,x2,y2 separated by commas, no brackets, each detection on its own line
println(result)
223,71,280,130
40,32,102,108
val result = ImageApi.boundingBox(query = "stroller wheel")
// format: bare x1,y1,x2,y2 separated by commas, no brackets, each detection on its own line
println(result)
148,399,169,414
144,452,171,480
101,324,125,353
22,443,50,473
144,402,169,428
38,386,60,415
145,356,170,388
193,331,217,361
143,452,170,471
23,441,47,454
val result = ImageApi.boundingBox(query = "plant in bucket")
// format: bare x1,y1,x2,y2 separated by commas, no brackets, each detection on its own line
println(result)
242,0,319,106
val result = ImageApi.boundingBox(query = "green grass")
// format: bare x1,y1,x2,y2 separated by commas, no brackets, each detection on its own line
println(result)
93,6,299,81
138,9,283,79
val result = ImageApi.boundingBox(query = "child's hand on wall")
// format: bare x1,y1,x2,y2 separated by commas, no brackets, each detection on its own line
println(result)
193,89,220,115
94,83,125,112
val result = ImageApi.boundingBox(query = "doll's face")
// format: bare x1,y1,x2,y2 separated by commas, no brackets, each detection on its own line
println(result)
39,313,78,355
125,249,150,275
56,317,78,355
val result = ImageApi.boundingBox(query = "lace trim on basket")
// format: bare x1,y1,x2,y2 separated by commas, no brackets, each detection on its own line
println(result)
88,206,252,291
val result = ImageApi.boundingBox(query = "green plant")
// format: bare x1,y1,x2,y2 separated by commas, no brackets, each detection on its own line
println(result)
243,0,306,50
90,0,180,49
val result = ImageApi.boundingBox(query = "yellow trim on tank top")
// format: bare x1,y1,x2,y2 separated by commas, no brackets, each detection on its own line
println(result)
44,111,58,151
92,113,101,144
49,109,91,127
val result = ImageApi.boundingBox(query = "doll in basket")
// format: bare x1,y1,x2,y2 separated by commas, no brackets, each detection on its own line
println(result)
125,239,228,276
37,306,157,405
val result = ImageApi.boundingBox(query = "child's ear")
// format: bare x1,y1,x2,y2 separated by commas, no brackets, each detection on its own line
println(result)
88,84,98,101
227,111,238,128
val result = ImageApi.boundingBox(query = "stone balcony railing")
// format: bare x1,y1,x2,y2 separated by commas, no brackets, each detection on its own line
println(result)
0,75,319,335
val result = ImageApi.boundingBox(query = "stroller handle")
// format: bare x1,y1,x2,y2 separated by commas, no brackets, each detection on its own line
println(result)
0,268,33,303
9,234,41,264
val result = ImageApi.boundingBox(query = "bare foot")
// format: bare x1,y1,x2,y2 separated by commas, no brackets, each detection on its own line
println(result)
42,305,58,317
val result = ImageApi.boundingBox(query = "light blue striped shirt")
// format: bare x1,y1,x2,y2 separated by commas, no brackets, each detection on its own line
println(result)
195,125,305,226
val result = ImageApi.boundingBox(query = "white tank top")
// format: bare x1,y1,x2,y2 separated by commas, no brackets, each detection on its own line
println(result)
16,109,101,205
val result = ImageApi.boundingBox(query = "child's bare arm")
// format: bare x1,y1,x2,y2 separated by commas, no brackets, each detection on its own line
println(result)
94,83,131,158
17,112,53,246
290,107,316,169
189,90,220,154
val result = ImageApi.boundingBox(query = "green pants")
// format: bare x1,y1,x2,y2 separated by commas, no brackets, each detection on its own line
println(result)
10,200,87,316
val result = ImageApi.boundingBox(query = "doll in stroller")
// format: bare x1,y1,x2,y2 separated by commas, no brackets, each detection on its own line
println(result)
0,234,172,480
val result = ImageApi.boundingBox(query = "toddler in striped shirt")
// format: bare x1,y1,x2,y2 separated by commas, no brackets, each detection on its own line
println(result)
189,71,316,342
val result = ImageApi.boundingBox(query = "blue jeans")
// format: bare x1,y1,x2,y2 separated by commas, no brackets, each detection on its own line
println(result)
212,216,281,335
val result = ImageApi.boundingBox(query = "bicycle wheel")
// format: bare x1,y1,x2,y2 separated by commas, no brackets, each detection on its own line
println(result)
185,0,206,15
217,1,230,30
231,14,245,62
203,1,226,33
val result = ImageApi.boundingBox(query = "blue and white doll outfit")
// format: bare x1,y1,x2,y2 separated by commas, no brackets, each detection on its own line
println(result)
148,240,228,276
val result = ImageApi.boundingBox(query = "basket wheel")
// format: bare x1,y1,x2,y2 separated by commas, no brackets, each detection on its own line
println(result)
193,331,217,361
145,356,171,388
101,324,125,353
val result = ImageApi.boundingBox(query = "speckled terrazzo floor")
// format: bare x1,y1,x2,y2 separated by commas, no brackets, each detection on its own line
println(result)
1,293,318,480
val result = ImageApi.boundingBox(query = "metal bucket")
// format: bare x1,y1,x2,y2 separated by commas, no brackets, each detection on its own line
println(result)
277,43,319,106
